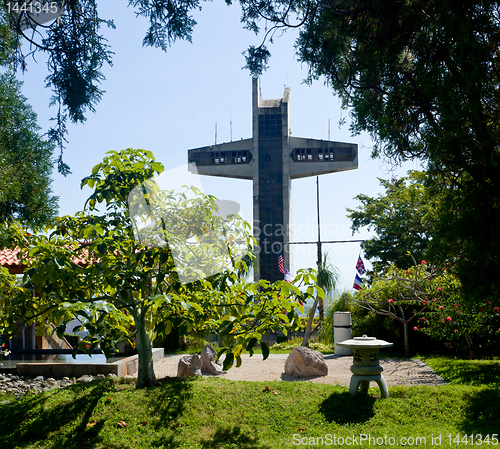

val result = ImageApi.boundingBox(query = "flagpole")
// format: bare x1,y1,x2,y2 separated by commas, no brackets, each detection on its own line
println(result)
316,176,322,269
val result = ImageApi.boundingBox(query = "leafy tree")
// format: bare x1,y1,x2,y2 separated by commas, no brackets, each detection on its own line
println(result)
350,258,436,356
1,148,317,388
301,254,337,346
0,71,58,234
2,0,218,173
236,0,500,303
415,271,500,359
347,171,436,278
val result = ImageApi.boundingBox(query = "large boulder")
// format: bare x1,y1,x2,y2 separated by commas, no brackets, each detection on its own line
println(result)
284,346,328,378
177,354,202,377
200,344,225,375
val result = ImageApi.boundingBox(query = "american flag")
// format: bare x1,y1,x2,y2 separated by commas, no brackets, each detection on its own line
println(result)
278,253,285,274
356,256,366,275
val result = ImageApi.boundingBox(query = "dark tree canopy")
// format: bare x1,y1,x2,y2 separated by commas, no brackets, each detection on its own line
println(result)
347,171,436,278
241,0,500,301
0,71,58,232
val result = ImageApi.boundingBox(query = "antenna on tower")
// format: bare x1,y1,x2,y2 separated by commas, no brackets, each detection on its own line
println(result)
215,123,217,145
230,106,233,142
328,119,331,141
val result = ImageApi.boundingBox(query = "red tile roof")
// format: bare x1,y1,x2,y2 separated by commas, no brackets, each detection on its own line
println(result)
0,248,25,274
0,246,91,274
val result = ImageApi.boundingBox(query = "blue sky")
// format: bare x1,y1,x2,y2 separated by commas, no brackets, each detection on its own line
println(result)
14,1,423,294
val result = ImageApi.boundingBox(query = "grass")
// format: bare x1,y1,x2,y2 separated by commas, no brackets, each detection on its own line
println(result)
1,360,499,448
418,355,500,386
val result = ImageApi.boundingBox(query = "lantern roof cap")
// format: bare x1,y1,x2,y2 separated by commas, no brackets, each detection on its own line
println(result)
337,335,393,349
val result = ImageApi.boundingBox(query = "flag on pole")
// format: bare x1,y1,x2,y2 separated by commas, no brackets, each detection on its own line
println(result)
353,273,364,291
284,269,293,283
278,253,285,274
356,256,366,275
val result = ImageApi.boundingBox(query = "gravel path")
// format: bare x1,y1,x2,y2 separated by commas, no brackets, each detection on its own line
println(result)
151,353,448,387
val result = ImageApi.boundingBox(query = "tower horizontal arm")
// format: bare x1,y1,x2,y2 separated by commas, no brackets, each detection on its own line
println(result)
188,139,254,180
288,137,358,179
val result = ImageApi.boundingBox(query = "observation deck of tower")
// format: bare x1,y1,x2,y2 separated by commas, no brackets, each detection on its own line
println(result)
187,79,358,282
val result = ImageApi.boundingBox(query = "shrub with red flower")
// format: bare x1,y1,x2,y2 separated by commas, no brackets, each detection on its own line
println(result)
416,269,500,358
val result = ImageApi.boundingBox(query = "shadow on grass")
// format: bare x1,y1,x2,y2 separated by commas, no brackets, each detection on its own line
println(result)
147,377,195,448
199,426,271,449
319,390,376,424
146,377,193,428
459,387,500,435
0,380,115,449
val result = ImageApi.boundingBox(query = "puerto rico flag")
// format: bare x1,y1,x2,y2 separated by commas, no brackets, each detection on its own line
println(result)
356,256,366,275
353,273,364,291
278,253,285,274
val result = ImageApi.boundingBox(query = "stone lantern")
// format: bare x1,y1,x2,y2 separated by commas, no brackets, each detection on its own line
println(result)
337,335,393,398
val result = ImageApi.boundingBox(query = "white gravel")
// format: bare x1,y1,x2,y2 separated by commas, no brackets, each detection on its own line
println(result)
150,353,448,387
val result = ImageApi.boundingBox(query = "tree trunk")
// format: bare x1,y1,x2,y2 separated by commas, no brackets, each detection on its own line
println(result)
135,314,157,388
465,335,475,359
403,322,410,357
318,297,325,328
301,297,319,347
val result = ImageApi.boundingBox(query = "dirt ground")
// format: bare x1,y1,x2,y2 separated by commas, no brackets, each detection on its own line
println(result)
148,353,448,387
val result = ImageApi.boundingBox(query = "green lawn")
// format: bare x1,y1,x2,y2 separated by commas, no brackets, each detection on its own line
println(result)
1,360,499,448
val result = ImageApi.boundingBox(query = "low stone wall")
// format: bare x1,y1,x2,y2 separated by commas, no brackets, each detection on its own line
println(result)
14,348,164,378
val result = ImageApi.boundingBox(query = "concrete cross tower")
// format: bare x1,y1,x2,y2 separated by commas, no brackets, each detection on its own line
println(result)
188,79,358,282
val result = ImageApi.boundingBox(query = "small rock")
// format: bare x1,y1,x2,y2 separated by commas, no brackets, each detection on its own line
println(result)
177,354,202,377
34,376,45,382
96,374,106,379
76,375,94,383
284,346,328,378
200,344,225,375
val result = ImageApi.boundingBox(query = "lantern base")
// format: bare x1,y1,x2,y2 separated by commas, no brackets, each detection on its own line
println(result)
348,374,389,398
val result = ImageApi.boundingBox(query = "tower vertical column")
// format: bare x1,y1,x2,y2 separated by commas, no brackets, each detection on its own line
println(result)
253,79,292,282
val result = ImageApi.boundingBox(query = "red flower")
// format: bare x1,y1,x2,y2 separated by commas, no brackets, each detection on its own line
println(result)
437,287,441,291
422,260,426,264
405,270,409,275
455,329,458,333
447,317,452,321
423,300,428,305
494,307,499,312
439,306,444,309
434,299,438,302
389,299,393,304
413,326,418,331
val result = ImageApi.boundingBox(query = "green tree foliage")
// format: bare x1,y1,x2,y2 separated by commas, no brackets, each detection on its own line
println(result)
347,171,436,278
1,148,318,388
1,0,208,173
350,256,500,357
301,254,337,346
236,0,500,303
350,258,437,356
416,270,500,359
0,71,58,233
